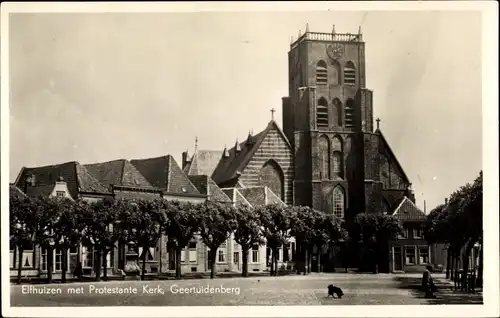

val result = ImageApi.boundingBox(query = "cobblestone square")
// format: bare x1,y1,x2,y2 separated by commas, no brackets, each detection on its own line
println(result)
10,273,483,306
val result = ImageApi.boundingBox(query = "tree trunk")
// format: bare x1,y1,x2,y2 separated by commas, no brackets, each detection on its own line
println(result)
476,242,483,287
270,249,275,276
175,246,182,280
463,239,475,275
446,247,451,279
95,247,102,282
450,249,455,281
103,249,108,281
62,247,68,283
141,245,148,281
209,249,217,279
317,250,321,273
307,248,312,274
274,248,279,276
304,248,308,275
47,247,54,284
241,245,249,277
17,248,24,285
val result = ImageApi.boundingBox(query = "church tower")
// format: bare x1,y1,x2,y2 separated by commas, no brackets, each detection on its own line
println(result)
282,25,375,219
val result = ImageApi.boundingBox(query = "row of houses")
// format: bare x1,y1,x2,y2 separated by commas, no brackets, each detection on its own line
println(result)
9,154,295,279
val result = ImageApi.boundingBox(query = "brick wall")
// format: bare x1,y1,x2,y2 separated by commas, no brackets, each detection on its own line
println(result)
239,125,294,205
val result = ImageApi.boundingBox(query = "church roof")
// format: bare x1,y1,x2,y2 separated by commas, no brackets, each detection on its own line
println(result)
183,150,223,176
376,129,411,183
130,155,200,195
392,196,426,222
188,175,232,203
222,188,252,207
211,120,292,185
14,161,111,199
85,159,153,189
237,186,286,207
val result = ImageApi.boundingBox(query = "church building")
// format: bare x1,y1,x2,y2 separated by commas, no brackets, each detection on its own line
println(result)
183,26,425,272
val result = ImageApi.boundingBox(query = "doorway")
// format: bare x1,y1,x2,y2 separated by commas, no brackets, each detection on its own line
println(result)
393,246,403,271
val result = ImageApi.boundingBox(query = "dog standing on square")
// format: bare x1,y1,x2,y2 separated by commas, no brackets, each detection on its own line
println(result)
327,285,344,299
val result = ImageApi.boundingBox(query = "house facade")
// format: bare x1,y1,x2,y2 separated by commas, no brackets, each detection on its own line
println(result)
10,156,291,279
388,196,447,273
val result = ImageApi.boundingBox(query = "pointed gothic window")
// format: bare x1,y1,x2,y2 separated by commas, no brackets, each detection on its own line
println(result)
259,160,284,201
344,61,356,85
345,98,355,128
317,97,329,129
333,98,342,127
316,60,328,85
332,186,345,219
318,135,330,180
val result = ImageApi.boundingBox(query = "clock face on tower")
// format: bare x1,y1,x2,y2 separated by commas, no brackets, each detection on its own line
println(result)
327,43,345,60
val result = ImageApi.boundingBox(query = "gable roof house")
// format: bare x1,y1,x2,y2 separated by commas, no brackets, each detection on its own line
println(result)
84,159,162,201
14,161,112,202
388,196,446,273
130,155,206,203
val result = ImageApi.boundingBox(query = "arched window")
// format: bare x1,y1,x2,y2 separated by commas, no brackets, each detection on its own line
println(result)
259,160,284,201
317,97,329,129
345,98,355,128
331,60,341,86
316,60,328,85
333,98,342,127
318,135,330,180
344,61,356,85
382,200,391,215
332,186,345,219
332,151,343,178
332,135,343,152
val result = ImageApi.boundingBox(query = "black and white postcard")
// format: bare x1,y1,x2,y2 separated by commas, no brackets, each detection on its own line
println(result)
1,1,498,317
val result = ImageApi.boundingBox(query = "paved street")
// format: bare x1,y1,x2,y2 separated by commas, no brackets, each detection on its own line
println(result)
10,273,483,306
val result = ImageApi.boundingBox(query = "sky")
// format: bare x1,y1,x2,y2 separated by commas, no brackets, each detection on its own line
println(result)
8,11,482,212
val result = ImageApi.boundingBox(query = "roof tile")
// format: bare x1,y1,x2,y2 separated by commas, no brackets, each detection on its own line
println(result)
131,155,200,195
85,159,153,188
189,175,232,203
14,161,110,199
184,150,223,177
392,196,426,222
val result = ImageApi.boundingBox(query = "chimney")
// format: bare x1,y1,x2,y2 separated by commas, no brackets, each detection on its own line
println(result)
424,200,426,214
181,150,190,169
445,198,448,204
30,174,36,186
